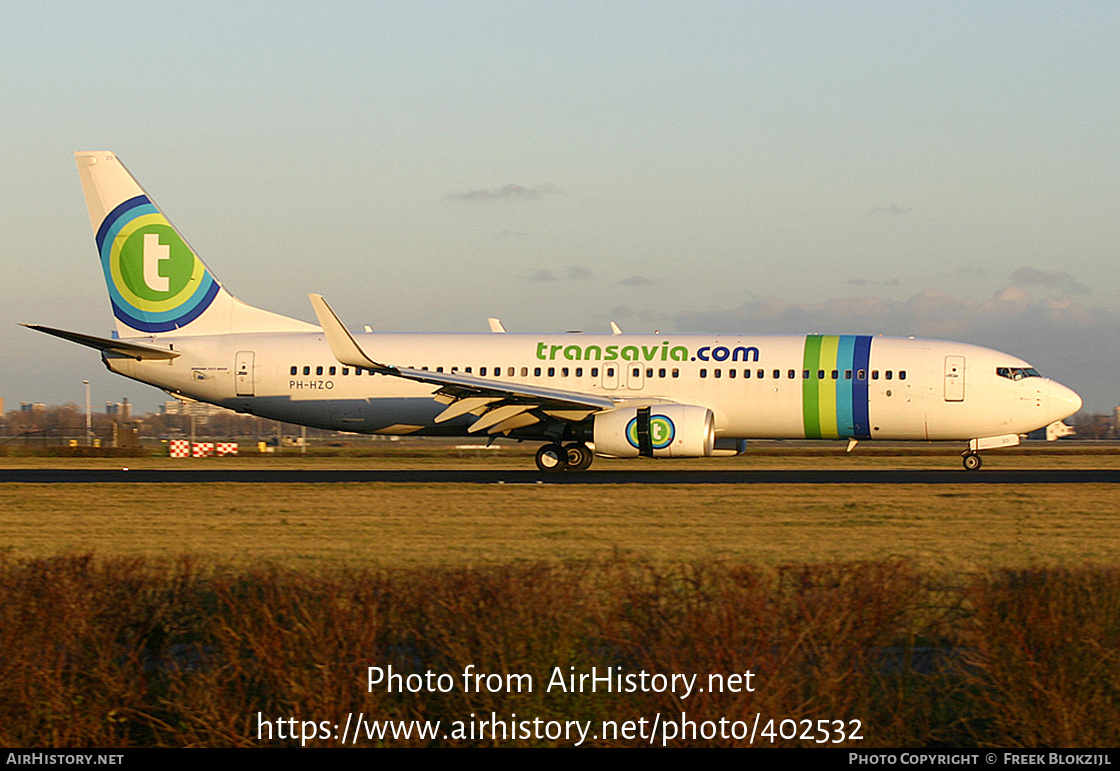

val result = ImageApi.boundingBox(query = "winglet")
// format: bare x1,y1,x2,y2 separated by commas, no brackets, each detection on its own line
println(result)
610,321,623,335
488,317,506,333
308,294,391,372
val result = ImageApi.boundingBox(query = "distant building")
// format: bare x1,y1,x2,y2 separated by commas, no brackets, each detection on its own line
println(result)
106,398,132,419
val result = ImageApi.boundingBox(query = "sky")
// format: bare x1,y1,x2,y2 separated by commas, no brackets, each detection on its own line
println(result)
2,1,1118,413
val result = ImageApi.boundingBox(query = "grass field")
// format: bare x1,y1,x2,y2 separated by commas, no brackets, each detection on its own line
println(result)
2,480,1119,572
2,449,1118,747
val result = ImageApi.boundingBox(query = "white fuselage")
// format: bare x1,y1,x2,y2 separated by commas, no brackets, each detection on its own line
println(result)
105,331,1080,443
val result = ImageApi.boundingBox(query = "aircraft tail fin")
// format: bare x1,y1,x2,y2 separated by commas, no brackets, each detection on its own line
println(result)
75,151,317,337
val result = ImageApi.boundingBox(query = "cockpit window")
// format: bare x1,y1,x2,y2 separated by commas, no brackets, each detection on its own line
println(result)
996,366,1041,381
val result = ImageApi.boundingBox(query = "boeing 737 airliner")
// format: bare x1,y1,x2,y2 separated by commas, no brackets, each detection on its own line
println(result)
26,152,1082,471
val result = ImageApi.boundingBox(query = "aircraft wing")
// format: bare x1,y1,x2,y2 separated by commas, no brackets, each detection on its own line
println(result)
309,294,617,433
23,324,180,360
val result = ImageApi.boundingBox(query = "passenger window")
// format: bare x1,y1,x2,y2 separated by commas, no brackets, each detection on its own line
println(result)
534,367,542,376
646,368,653,378
480,367,487,376
857,369,865,380
316,366,323,376
700,369,708,378
818,370,825,380
436,367,443,373
845,370,852,380
290,366,297,375
659,368,666,378
714,369,722,379
872,370,879,380
672,368,679,378
729,369,736,379
562,367,569,377
743,369,750,379
831,370,838,380
899,371,907,380
773,370,781,379
303,366,310,375
343,368,350,376
329,366,336,376
508,367,515,377
758,369,765,379
886,371,893,380
548,367,555,377
521,367,528,377
591,367,598,377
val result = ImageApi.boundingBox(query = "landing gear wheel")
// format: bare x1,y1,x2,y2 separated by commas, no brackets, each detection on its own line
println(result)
962,453,982,471
535,443,567,473
564,443,594,471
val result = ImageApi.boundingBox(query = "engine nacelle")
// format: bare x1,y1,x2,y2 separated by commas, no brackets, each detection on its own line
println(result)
592,405,715,458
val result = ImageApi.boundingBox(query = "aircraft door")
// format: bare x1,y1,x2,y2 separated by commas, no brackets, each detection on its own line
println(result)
235,351,255,396
944,356,964,402
602,364,619,390
627,364,645,390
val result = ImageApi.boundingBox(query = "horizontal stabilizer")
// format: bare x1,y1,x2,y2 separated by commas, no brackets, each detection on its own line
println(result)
23,325,180,360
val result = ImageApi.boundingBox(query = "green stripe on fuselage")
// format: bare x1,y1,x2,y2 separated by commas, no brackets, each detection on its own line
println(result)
817,335,840,439
803,334,845,439
802,335,822,438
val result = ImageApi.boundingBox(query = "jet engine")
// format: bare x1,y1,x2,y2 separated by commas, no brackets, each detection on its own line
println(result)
592,405,715,458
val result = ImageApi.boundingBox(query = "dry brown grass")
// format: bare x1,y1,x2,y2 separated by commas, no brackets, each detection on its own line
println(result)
1,481,1118,573
1,555,1117,747
2,451,1117,747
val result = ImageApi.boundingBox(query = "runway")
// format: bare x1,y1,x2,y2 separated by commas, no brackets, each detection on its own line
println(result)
3,468,1120,484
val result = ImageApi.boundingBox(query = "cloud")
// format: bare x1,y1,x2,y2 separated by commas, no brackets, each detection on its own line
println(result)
527,266,594,282
947,266,990,280
870,203,912,216
593,304,664,327
447,183,560,202
1010,267,1089,295
674,284,1115,411
844,277,900,288
617,275,655,287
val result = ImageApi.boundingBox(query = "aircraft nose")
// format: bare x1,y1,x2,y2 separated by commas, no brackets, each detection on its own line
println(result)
1048,380,1082,423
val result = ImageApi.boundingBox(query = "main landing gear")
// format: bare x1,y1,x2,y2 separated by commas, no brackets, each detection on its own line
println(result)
962,452,982,471
535,443,594,473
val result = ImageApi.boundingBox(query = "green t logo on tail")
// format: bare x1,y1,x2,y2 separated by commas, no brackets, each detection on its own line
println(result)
99,195,219,333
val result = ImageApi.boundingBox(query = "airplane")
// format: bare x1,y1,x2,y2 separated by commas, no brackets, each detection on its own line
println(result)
26,151,1083,472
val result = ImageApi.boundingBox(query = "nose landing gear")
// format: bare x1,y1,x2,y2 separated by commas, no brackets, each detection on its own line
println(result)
962,452,982,471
